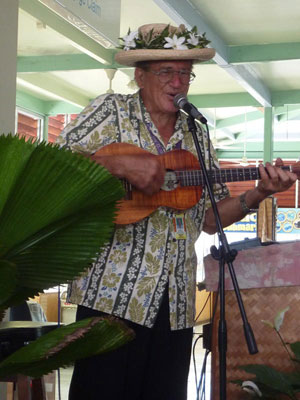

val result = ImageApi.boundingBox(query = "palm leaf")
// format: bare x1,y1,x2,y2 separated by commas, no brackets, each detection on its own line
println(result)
0,317,134,378
0,134,125,309
0,260,17,303
0,135,121,256
290,342,300,362
0,135,134,379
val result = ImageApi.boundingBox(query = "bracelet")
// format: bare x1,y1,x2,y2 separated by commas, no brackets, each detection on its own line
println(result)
239,192,251,214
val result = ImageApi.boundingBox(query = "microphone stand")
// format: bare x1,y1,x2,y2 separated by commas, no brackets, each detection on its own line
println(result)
186,115,258,400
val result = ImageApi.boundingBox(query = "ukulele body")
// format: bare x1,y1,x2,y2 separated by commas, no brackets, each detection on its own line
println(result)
95,143,203,224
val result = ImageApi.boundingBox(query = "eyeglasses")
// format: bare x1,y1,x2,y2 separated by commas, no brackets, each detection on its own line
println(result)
149,68,196,84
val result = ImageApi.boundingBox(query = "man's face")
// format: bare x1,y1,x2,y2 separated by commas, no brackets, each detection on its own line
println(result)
135,60,193,115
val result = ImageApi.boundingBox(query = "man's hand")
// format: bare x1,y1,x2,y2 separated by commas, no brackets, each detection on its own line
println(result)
256,158,297,198
203,158,298,234
91,152,165,196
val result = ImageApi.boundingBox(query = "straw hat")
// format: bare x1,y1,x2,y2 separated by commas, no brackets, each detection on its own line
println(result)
115,23,215,67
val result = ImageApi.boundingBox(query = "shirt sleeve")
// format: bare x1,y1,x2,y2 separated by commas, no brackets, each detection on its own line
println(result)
56,93,119,153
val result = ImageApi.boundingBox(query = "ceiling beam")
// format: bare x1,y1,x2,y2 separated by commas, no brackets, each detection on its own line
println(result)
17,41,300,74
188,93,261,108
17,74,90,108
17,54,133,82
210,128,236,143
153,0,272,107
188,90,300,108
16,90,83,115
208,106,300,137
272,90,300,106
16,90,47,115
19,0,115,64
216,110,263,130
45,101,83,115
276,105,300,122
229,42,300,64
17,54,113,73
201,110,236,142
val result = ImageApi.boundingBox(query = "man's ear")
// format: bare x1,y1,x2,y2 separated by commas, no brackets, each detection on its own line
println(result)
134,68,145,89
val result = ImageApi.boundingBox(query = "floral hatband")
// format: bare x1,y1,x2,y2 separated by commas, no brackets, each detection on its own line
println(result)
120,24,210,51
114,23,215,67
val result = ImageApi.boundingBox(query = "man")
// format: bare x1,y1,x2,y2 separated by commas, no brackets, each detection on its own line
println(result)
57,23,297,400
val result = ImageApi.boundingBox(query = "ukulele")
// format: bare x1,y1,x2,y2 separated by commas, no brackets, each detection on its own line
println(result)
95,142,299,225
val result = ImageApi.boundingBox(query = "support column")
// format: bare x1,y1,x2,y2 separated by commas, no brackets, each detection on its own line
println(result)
263,107,274,163
0,0,19,393
43,115,49,142
0,0,19,135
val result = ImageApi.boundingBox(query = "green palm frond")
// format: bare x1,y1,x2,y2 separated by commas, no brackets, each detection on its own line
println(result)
0,134,134,379
0,317,134,378
0,134,125,309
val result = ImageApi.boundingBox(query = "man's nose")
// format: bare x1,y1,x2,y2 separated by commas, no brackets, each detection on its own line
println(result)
169,71,183,86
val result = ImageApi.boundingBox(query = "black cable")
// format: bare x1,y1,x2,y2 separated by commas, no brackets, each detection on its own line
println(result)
195,292,211,323
193,271,221,399
200,351,207,400
57,368,61,400
57,284,62,400
193,288,211,393
196,348,210,400
192,332,203,389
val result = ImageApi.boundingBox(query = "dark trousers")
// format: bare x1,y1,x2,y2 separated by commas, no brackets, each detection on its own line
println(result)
69,291,193,400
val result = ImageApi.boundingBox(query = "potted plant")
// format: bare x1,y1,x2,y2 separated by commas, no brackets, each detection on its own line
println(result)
233,307,300,399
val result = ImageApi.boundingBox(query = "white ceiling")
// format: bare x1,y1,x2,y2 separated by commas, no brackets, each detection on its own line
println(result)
189,0,300,45
16,0,300,161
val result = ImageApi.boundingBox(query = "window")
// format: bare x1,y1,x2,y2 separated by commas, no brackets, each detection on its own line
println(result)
16,108,43,142
48,114,78,143
48,115,66,143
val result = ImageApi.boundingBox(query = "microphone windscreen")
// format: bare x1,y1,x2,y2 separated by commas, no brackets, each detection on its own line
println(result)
173,93,187,109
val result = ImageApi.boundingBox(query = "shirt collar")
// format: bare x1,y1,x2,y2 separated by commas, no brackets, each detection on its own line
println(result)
134,90,188,149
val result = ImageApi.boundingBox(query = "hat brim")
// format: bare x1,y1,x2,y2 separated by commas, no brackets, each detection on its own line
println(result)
114,48,215,67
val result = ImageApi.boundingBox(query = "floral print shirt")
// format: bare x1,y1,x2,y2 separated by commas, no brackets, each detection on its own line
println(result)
57,91,229,330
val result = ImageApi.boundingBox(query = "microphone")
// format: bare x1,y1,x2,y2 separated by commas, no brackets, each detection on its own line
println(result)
173,94,207,124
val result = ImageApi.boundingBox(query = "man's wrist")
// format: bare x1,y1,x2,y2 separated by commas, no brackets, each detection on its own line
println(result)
239,192,251,214
241,187,272,214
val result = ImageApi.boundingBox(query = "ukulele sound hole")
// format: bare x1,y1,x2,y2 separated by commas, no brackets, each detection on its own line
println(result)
161,171,178,191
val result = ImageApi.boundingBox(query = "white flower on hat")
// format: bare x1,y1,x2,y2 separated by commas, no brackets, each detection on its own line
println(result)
164,34,188,50
122,30,139,50
187,32,199,46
